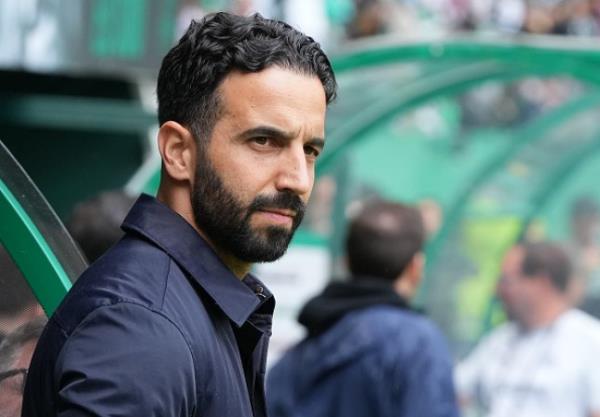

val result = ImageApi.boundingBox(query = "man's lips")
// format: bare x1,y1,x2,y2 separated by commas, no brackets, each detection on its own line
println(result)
255,208,296,224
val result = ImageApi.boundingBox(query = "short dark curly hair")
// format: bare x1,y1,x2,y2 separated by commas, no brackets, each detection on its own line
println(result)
157,12,337,142
346,200,425,281
521,242,572,293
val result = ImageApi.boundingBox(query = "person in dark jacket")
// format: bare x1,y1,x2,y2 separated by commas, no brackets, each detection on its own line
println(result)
22,12,336,417
267,200,459,417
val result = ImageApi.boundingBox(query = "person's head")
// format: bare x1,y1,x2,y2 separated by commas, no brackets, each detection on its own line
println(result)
0,317,46,417
66,190,136,263
570,197,599,246
345,200,426,299
497,242,571,327
156,12,336,274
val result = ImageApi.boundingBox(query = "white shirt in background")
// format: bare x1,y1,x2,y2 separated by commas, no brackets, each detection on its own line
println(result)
456,309,600,417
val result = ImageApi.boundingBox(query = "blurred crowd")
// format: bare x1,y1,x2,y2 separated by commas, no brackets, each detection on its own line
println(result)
217,0,600,45
175,0,600,51
341,0,600,40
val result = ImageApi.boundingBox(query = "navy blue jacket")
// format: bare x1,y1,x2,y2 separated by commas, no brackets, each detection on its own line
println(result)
23,194,274,417
267,279,458,417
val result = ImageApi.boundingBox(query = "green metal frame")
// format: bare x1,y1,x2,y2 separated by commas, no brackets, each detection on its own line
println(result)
332,35,600,74
0,142,85,316
427,92,600,259
479,130,600,334
0,94,156,133
521,136,600,237
418,92,600,304
0,179,73,315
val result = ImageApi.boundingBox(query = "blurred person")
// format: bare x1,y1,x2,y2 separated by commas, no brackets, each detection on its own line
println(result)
456,241,600,417
346,0,387,39
0,318,46,417
267,200,459,417
0,247,44,344
524,4,557,34
567,197,600,315
65,189,136,263
23,12,336,417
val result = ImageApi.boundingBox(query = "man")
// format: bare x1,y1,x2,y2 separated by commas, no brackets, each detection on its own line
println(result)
566,197,600,315
456,242,600,417
0,317,46,417
267,200,459,417
23,12,336,417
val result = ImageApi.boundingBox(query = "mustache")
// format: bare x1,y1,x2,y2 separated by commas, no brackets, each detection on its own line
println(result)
248,192,306,219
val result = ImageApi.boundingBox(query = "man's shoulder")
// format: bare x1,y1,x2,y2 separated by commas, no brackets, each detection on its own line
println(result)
353,305,438,334
557,309,600,343
53,235,180,334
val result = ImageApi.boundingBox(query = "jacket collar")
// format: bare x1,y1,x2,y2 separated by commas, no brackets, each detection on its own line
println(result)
121,194,273,327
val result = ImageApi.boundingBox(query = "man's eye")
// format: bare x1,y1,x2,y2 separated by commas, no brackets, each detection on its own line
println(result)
304,146,320,158
252,137,269,145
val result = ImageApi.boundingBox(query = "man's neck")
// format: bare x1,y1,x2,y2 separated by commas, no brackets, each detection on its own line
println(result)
194,228,252,279
521,297,569,331
157,188,251,279
214,248,252,279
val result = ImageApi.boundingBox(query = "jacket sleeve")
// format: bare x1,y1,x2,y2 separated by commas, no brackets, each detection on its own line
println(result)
389,323,459,417
54,302,196,417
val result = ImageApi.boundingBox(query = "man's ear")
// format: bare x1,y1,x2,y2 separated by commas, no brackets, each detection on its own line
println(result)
158,121,197,182
407,252,425,286
394,252,425,300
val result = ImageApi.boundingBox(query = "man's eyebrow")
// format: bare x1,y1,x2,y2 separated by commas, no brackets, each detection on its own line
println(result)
306,138,325,151
239,126,325,149
239,126,295,141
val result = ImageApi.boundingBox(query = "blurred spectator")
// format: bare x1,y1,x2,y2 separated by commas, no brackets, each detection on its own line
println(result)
566,197,600,315
65,190,136,263
346,0,387,39
267,200,459,417
0,247,44,344
456,241,600,417
0,317,46,417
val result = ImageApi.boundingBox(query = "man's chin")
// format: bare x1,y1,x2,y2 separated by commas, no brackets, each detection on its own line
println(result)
234,228,295,263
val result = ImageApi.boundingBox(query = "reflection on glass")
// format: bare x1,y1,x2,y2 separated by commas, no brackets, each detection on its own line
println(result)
0,243,46,417
0,140,86,284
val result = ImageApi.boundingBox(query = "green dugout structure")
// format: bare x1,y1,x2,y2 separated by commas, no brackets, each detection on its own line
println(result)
4,35,600,354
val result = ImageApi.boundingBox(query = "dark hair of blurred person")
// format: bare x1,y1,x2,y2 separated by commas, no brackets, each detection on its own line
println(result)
24,12,335,417
267,200,459,417
346,200,425,282
496,242,572,328
522,241,571,292
66,190,136,263
0,317,46,417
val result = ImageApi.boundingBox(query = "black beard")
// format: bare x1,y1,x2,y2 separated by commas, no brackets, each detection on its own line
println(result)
191,151,306,263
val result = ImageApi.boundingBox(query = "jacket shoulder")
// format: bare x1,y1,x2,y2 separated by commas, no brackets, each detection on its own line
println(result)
53,235,176,333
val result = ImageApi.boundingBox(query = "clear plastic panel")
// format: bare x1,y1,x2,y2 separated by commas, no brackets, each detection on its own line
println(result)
0,241,46,416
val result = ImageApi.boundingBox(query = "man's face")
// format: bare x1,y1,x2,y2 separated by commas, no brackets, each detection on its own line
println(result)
496,247,539,323
191,66,327,263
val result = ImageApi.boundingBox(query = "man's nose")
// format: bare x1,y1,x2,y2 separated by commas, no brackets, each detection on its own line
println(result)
275,146,312,196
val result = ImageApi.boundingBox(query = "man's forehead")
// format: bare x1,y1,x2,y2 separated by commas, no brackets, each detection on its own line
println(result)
214,67,327,132
218,67,325,102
